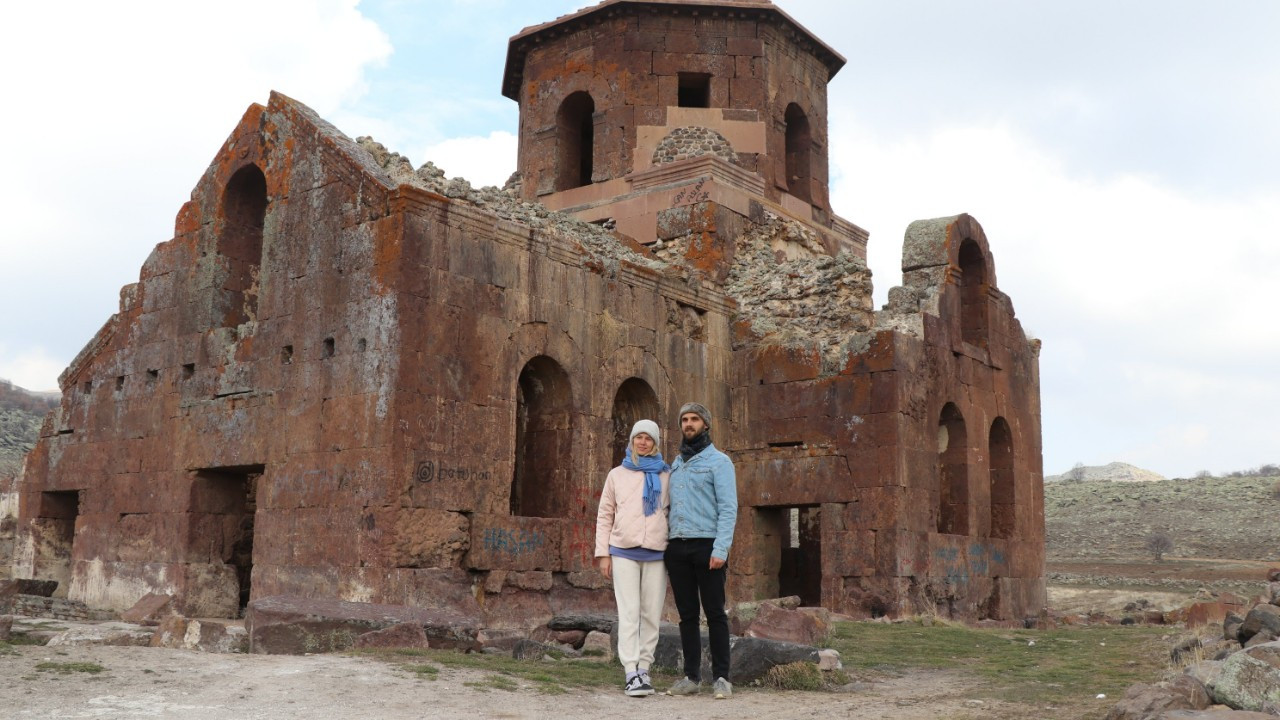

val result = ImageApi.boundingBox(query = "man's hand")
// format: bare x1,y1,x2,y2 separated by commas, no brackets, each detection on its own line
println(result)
709,556,726,570
596,556,612,580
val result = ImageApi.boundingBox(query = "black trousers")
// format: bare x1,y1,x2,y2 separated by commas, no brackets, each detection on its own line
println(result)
664,537,729,681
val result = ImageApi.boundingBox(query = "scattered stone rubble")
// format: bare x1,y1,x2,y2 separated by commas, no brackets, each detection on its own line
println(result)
1106,569,1280,719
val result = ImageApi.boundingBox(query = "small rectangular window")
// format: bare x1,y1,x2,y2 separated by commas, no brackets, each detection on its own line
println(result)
182,363,195,379
323,337,335,359
678,73,711,108
115,376,125,391
281,345,294,364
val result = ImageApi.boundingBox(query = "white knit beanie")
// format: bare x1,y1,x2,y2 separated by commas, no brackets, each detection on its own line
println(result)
628,419,661,452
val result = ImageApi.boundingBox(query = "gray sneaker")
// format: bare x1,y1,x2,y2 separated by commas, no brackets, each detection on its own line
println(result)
713,677,732,699
666,676,701,695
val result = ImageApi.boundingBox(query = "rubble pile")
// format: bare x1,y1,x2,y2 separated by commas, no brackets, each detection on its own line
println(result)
724,211,875,364
354,137,666,276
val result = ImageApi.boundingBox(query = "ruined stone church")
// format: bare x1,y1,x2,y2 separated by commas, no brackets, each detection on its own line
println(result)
11,0,1045,625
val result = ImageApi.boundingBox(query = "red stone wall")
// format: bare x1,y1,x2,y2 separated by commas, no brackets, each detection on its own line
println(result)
508,2,836,208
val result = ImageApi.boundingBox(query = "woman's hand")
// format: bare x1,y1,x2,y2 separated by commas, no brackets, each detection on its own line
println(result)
596,556,612,580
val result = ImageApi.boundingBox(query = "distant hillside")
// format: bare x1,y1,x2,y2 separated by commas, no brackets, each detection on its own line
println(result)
1045,461,1167,483
0,379,58,478
1045,473,1280,562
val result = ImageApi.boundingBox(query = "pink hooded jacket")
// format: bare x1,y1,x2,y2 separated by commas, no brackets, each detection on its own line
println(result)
594,465,670,557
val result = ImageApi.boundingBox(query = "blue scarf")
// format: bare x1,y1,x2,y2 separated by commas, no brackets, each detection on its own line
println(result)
622,452,669,517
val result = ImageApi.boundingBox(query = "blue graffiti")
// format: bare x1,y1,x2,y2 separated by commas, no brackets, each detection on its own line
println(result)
483,528,546,556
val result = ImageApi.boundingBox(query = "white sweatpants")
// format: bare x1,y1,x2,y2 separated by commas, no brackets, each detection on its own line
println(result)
611,556,667,674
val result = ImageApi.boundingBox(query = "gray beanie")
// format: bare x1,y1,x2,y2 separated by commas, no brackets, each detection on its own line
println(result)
678,402,712,428
628,419,661,449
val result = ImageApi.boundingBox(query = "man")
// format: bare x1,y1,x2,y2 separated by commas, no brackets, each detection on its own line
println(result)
664,402,738,699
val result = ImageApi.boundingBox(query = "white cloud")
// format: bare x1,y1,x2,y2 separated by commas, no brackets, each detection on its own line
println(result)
0,346,66,394
419,131,518,188
829,118,1280,477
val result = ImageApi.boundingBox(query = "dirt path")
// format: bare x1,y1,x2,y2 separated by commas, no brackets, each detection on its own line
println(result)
0,643,1028,720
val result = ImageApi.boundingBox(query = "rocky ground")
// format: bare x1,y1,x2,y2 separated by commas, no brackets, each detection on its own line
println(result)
0,641,1019,720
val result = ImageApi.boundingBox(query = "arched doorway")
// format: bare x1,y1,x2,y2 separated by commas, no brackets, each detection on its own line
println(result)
511,356,574,518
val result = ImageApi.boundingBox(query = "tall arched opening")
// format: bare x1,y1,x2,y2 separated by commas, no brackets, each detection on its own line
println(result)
937,403,969,535
556,92,595,191
989,418,1015,539
958,239,989,349
511,356,574,518
784,103,812,203
218,164,267,327
610,378,660,466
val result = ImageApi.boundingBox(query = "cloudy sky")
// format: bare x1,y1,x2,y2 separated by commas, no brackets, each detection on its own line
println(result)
1,1,1276,478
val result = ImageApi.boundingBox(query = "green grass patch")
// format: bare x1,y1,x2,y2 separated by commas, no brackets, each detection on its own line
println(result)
5,632,51,646
35,661,106,675
405,663,439,679
828,621,1171,705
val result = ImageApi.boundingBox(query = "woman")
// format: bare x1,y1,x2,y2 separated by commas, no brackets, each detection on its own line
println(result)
594,419,670,697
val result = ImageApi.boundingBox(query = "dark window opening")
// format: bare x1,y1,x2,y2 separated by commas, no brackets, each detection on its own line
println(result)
937,403,969,535
357,338,367,352
36,490,81,589
678,73,711,108
610,378,660,467
512,356,575,518
768,441,804,448
784,103,813,203
281,345,293,364
146,369,159,384
959,240,989,349
82,380,92,395
218,164,267,327
182,363,195,379
115,376,125,392
989,418,1015,539
778,505,822,606
323,337,335,358
555,92,596,191
191,465,264,617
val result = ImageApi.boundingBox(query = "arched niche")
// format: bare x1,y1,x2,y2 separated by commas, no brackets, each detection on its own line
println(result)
511,356,574,518
610,378,660,466
784,103,812,203
218,164,267,326
958,239,989,349
989,417,1015,539
937,403,969,535
556,92,595,191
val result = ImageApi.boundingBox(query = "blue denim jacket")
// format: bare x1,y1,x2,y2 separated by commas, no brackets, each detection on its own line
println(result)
668,443,738,560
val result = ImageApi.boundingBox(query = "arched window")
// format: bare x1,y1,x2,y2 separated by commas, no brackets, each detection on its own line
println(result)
511,356,574,518
610,378,660,466
219,164,267,326
989,418,1015,539
556,92,595,191
784,103,812,203
937,403,969,535
958,239,988,349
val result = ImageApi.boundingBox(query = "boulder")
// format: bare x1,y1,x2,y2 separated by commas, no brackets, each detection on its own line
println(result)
245,595,479,655
512,639,552,660
728,596,801,634
1244,630,1278,648
1239,605,1280,643
1267,582,1280,606
149,616,190,648
581,630,612,660
553,629,587,648
1104,676,1209,720
476,627,525,652
742,601,830,646
354,622,430,650
46,621,154,647
546,613,615,633
183,620,248,653
1243,640,1280,670
1210,650,1280,711
817,648,842,671
1225,613,1245,642
120,593,177,625
1184,660,1224,692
